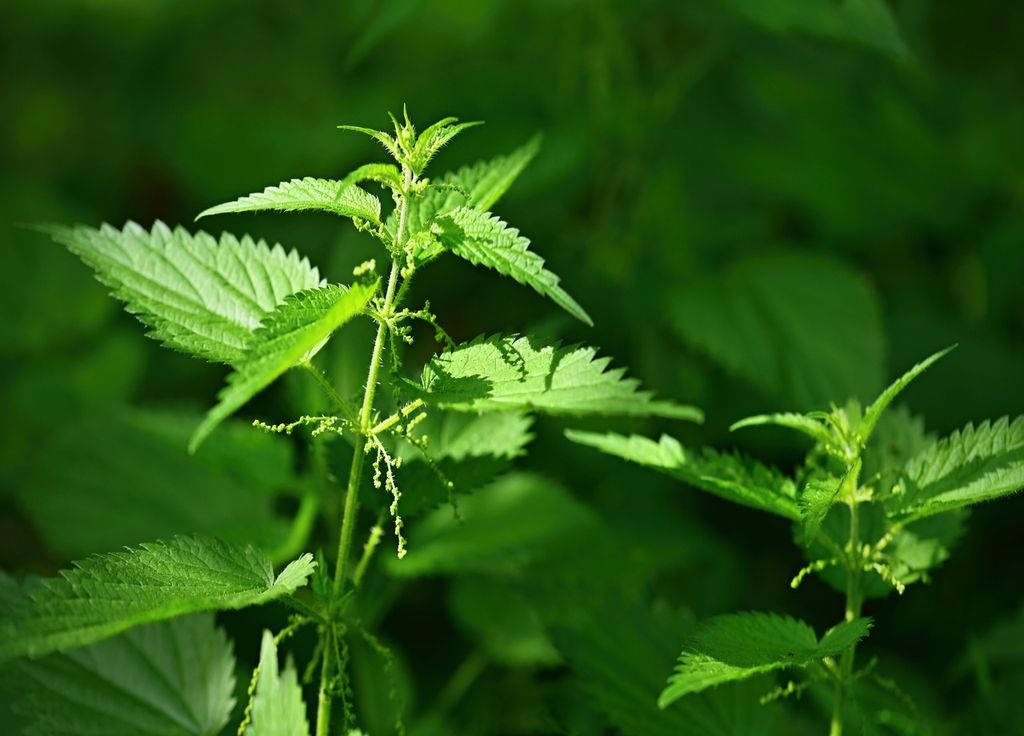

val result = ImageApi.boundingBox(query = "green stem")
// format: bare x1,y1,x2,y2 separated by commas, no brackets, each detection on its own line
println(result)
315,625,335,736
316,168,412,736
332,255,402,599
830,481,864,736
369,398,424,435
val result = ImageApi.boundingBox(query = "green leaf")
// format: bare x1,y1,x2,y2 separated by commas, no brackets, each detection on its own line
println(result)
337,162,403,191
796,459,861,542
19,409,297,560
860,345,956,447
244,631,311,736
891,416,1024,522
537,590,794,736
197,178,381,225
0,536,315,661
799,478,841,540
415,334,702,420
565,430,799,519
191,282,375,452
410,118,483,174
9,614,235,736
46,221,324,365
388,473,601,577
434,207,593,325
449,577,560,667
451,134,541,211
717,0,910,59
659,613,872,707
861,406,932,484
337,123,402,160
731,412,835,447
670,252,884,410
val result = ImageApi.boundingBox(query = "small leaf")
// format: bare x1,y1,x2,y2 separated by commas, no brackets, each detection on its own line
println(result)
337,162,403,191
566,430,799,519
410,118,483,174
0,536,315,661
395,412,535,516
860,345,956,447
9,614,236,736
198,178,382,225
800,478,841,539
398,136,541,248
191,282,375,452
46,221,324,364
434,207,593,325
731,412,835,447
244,631,311,736
414,334,701,420
539,592,787,736
891,416,1024,522
337,124,401,160
659,613,872,707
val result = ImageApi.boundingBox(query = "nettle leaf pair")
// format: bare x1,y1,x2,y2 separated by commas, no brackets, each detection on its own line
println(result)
571,346,1024,733
8,110,700,735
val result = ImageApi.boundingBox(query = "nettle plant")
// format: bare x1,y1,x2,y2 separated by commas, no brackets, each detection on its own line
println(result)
0,111,700,734
570,347,1024,734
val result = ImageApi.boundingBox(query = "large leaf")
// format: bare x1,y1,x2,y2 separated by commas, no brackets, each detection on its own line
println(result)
9,614,235,736
659,613,872,707
566,430,799,519
244,631,310,736
47,221,325,364
434,207,593,325
387,473,601,577
19,409,296,559
198,178,381,225
414,334,702,421
0,536,315,661
715,0,909,59
191,282,375,452
891,416,1024,522
449,577,560,668
670,252,884,410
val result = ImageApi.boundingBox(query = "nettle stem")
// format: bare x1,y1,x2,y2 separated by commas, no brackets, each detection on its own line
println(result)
316,168,413,736
830,470,864,736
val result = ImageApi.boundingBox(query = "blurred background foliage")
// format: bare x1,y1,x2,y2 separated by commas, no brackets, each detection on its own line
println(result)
1,0,1022,734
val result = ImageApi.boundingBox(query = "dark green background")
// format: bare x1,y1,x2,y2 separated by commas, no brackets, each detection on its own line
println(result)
2,1,1022,734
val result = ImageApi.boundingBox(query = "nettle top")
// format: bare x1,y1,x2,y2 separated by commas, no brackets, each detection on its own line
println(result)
4,111,704,736
571,343,1024,725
